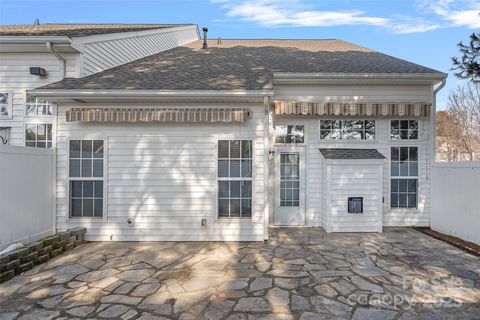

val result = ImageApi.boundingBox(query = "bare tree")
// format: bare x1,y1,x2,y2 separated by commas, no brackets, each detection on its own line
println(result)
437,82,480,161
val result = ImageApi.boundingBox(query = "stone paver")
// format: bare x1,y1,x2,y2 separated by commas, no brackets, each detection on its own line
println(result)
0,227,479,319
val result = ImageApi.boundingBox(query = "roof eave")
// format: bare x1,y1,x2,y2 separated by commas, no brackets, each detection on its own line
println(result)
273,72,448,85
0,36,72,44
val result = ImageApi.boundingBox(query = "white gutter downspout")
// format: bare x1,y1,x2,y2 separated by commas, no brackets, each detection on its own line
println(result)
432,78,447,162
46,41,66,78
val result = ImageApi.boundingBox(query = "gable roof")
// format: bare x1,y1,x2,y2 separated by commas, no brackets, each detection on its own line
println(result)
319,148,386,160
0,23,195,38
39,39,445,91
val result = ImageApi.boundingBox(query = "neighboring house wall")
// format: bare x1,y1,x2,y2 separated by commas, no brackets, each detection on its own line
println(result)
0,52,77,146
54,103,266,241
274,84,433,227
74,26,199,76
431,162,480,244
0,145,54,250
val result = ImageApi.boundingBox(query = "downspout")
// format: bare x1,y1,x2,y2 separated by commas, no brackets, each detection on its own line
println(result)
46,41,66,78
263,96,271,241
432,78,447,162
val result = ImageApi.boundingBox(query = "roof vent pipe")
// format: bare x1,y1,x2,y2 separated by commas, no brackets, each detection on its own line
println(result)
202,27,208,49
33,18,40,26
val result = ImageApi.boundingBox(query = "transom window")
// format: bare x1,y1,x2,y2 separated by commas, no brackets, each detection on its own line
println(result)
69,140,104,218
320,120,375,140
391,146,418,208
25,124,52,148
391,120,418,140
280,153,300,207
275,125,304,143
26,97,54,115
218,140,252,218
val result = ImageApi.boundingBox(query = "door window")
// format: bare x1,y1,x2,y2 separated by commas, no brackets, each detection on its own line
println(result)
280,153,300,207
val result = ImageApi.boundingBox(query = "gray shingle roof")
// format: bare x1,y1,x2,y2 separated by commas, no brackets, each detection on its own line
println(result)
319,148,386,160
39,39,444,91
0,23,195,37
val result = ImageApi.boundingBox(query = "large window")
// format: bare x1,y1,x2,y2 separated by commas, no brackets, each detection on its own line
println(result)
391,120,418,140
391,146,418,208
218,140,252,218
26,97,54,116
25,124,52,148
69,140,104,218
320,120,375,140
275,125,304,144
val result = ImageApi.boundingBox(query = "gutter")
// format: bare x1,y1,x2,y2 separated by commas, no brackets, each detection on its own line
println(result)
431,77,447,163
0,36,71,44
46,41,66,78
28,89,274,99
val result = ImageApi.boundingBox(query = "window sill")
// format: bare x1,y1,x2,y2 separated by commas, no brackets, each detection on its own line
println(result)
67,217,107,223
216,217,256,224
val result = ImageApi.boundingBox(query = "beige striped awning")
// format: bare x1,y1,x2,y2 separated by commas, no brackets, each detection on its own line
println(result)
274,101,431,117
66,108,251,123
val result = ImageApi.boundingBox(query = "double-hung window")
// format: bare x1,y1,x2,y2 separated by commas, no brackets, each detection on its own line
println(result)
218,140,252,218
390,146,418,208
69,140,104,218
24,97,55,148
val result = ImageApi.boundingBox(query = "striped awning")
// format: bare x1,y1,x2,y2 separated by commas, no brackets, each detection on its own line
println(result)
274,101,431,117
66,108,251,123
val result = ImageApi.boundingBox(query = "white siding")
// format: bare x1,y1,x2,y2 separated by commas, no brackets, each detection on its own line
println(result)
431,162,480,244
76,26,199,76
325,163,383,232
55,103,266,241
0,52,77,146
274,83,434,228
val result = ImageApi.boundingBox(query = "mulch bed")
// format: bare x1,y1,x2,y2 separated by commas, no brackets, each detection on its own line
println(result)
415,227,480,257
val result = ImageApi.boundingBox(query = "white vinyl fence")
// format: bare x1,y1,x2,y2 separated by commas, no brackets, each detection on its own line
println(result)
431,162,480,245
0,145,55,250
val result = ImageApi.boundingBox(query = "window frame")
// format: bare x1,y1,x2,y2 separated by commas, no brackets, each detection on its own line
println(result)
390,146,419,210
24,123,53,148
319,119,376,141
216,139,254,220
0,91,13,120
274,125,305,144
25,97,55,116
67,138,108,221
390,119,419,140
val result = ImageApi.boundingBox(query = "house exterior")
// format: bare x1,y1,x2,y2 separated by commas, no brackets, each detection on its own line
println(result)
1,25,447,241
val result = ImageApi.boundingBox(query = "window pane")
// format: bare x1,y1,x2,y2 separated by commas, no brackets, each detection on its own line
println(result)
36,142,46,148
241,181,252,198
391,162,399,176
391,179,399,192
275,125,287,143
94,199,103,217
400,120,409,130
241,160,252,177
81,159,92,177
219,181,229,198
400,130,409,139
398,194,408,208
70,140,81,158
398,179,408,192
230,181,241,198
83,181,94,197
218,199,229,217
230,160,241,177
218,160,229,177
69,159,80,177
400,147,409,161
292,126,304,143
390,194,398,208
94,181,103,197
320,120,331,130
230,140,241,158
93,159,103,177
241,199,252,217
409,147,418,161
71,181,82,197
241,140,252,158
71,199,82,217
218,141,229,158
81,140,93,158
407,194,417,208
25,125,36,141
407,179,417,193
26,141,35,147
320,130,330,139
399,162,409,176
409,120,418,130
230,199,241,217
83,199,94,217
36,125,45,140
93,140,104,158
409,162,418,176
391,147,399,161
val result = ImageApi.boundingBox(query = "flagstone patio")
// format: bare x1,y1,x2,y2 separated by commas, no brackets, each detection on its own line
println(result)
0,227,479,320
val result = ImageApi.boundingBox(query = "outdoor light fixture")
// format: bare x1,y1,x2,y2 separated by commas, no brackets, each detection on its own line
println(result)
202,27,208,49
29,67,47,76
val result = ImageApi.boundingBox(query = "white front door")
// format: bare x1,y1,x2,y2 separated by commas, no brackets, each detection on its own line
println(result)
274,147,306,226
